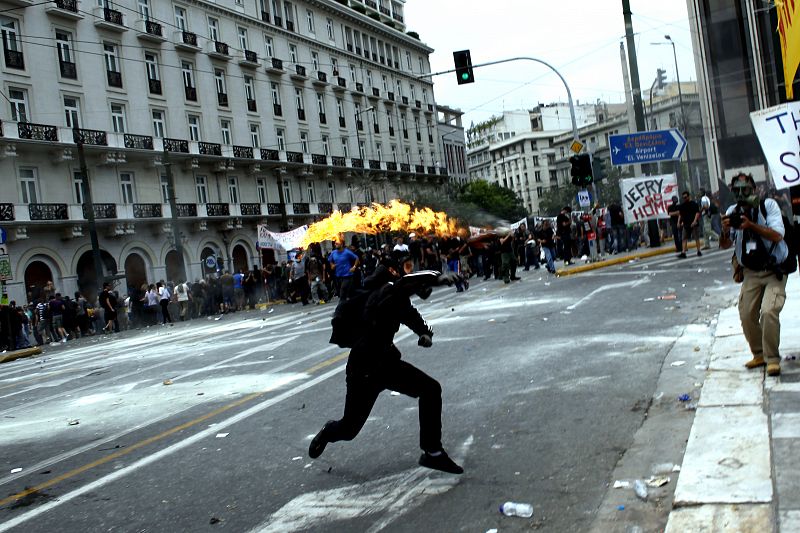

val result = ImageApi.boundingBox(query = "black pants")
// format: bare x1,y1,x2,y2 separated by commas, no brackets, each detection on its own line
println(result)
160,299,172,324
324,353,443,453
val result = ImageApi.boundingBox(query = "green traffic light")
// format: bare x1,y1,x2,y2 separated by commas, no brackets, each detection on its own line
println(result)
461,72,470,80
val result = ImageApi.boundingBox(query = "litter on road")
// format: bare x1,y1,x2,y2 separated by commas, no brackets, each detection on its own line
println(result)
163,379,173,386
10,468,22,474
633,479,648,500
613,480,631,489
215,433,229,438
670,361,686,367
678,394,692,402
646,476,670,487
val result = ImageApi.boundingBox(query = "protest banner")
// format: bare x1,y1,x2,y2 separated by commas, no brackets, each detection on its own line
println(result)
257,225,308,250
750,101,800,190
619,174,679,223
510,217,528,231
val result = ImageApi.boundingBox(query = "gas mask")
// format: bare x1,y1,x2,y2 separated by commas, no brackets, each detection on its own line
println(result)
732,183,758,208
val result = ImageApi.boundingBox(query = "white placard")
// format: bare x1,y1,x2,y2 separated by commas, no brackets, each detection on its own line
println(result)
577,189,591,208
750,101,800,190
619,174,679,223
257,225,308,250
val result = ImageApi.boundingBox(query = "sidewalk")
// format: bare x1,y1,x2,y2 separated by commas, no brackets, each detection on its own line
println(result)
666,273,800,532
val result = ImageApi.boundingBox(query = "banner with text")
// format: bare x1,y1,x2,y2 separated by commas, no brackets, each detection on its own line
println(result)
620,174,679,223
750,101,800,190
257,225,308,250
778,0,800,99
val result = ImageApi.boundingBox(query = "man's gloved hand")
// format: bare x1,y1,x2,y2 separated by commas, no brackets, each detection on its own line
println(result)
418,334,433,348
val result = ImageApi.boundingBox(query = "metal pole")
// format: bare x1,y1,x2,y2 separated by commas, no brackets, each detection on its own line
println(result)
76,139,106,296
667,36,694,192
622,0,646,132
163,149,187,282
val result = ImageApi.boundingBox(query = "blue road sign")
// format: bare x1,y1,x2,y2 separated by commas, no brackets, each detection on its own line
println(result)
609,129,687,166
0,227,5,245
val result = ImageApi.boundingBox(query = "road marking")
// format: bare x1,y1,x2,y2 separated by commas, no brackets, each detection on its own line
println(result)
250,436,473,533
0,360,348,526
566,278,650,311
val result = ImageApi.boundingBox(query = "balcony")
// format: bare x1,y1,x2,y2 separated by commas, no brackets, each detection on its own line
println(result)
368,160,381,170
332,156,346,167
338,117,346,128
185,86,197,101
312,71,327,86
319,112,326,124
388,127,394,136
29,204,68,221
370,87,380,99
401,96,409,106
373,123,380,134
392,12,404,23
206,203,230,217
260,11,270,23
73,128,107,146
266,57,283,73
273,103,282,116
312,154,327,165
415,100,422,108
338,203,352,212
239,49,259,68
107,70,123,88
198,142,221,156
426,103,434,113
82,203,117,220
217,92,229,107
292,203,309,214
297,109,306,121
3,49,24,70
247,99,257,112
233,146,254,159
387,91,395,101
286,151,304,163
241,203,261,216
148,78,162,95
415,164,424,173
124,133,154,150
136,19,166,42
318,203,333,214
163,138,189,153
291,64,306,80
333,77,346,91
356,120,363,131
428,134,433,143
286,20,295,32
379,6,390,15
208,41,230,60
177,203,197,217
273,15,283,27
133,203,162,218
174,31,201,52
351,158,364,168
260,149,280,161
46,0,83,20
416,132,421,141
267,203,282,215
403,129,408,139
59,60,77,79
355,82,364,93
400,163,410,172
18,122,58,142
427,166,437,175
94,7,126,31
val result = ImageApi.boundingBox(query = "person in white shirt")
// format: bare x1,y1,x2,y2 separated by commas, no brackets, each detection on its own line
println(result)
157,281,173,325
174,280,191,320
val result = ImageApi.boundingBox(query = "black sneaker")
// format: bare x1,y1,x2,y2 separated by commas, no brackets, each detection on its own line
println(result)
697,251,703,257
419,450,463,474
678,253,687,259
308,420,335,459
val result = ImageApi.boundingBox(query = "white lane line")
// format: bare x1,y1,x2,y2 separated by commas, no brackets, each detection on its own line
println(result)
0,364,347,533
250,435,473,533
566,278,650,311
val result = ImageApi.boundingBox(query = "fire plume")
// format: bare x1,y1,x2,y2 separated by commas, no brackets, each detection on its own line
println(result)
301,200,458,246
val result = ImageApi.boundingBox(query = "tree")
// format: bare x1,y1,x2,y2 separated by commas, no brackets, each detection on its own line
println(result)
458,180,528,222
538,185,578,216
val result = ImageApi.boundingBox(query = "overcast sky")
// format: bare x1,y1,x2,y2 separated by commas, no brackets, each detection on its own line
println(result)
404,0,697,129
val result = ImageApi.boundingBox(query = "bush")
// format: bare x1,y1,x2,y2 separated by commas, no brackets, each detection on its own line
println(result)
406,31,420,40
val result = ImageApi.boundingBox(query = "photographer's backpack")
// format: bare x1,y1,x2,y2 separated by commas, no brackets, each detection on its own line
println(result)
759,200,798,276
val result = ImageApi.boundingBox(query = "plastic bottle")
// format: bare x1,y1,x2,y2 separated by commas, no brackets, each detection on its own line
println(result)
633,479,648,501
499,502,533,518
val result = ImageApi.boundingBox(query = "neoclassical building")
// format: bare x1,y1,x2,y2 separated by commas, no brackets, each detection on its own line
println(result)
0,0,448,303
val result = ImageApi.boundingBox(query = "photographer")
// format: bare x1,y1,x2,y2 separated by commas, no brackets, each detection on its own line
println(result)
720,172,789,377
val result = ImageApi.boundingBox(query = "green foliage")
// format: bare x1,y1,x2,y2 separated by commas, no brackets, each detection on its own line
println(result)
538,185,578,216
406,31,420,39
458,180,528,222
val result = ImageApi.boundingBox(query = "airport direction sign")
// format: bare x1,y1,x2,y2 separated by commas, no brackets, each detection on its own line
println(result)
609,129,687,166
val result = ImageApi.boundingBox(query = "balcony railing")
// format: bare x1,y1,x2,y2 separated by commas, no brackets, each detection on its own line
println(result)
286,20,294,32
337,77,347,88
294,64,306,76
332,156,346,167
393,12,404,22
311,154,327,165
386,161,397,171
180,31,198,46
54,0,78,13
273,15,283,27
241,203,261,216
319,112,326,124
415,100,422,108
244,50,258,63
427,166,437,175
401,96,409,105
213,41,229,56
372,87,380,97
387,91,395,101
427,104,434,112
4,49,24,70
261,10,270,23
338,117,346,128
369,160,381,170
18,122,58,142
380,6,390,15
261,148,280,161
247,99,257,112
133,203,162,218
206,203,230,216
198,142,221,156
59,60,77,79
267,203,282,215
318,202,333,214
176,203,197,217
271,57,283,69
103,7,123,26
415,164,425,173
400,163,410,172
317,71,327,82
82,203,117,220
338,203,352,212
273,103,282,116
351,158,364,168
29,203,68,221
217,92,228,106
292,203,310,214
233,146,254,159
163,138,189,153
145,20,162,37
107,70,123,88
365,1,377,9
185,86,197,101
0,204,14,222
298,109,306,121
148,78,162,94
286,151,304,163
124,133,154,150
356,120,363,131
356,82,364,92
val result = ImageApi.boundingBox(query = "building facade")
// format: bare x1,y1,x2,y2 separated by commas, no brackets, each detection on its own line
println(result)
0,0,448,304
436,104,467,186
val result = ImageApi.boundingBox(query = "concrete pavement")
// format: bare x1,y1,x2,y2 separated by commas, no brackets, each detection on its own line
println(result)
666,272,800,533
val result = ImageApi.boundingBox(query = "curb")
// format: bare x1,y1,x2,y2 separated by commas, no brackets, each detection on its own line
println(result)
0,346,43,364
555,242,699,277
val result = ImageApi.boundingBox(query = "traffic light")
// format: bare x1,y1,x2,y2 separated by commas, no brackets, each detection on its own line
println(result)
656,68,667,89
591,156,607,182
570,154,592,187
453,50,474,85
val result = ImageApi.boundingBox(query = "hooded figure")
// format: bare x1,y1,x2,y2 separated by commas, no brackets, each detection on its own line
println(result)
309,256,464,474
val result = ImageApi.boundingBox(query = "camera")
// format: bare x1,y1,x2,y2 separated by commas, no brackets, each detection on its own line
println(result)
728,211,743,229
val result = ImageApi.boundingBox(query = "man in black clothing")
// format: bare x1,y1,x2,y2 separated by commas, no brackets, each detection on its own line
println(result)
556,206,574,265
537,220,557,273
678,190,703,258
667,196,683,253
308,256,463,474
608,202,627,253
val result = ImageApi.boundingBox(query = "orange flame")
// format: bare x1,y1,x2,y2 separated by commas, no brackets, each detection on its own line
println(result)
301,200,458,247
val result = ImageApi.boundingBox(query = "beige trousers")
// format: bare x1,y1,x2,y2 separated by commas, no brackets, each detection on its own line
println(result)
738,268,788,365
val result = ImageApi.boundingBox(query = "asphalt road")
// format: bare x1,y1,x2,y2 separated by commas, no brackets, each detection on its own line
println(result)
0,248,734,532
